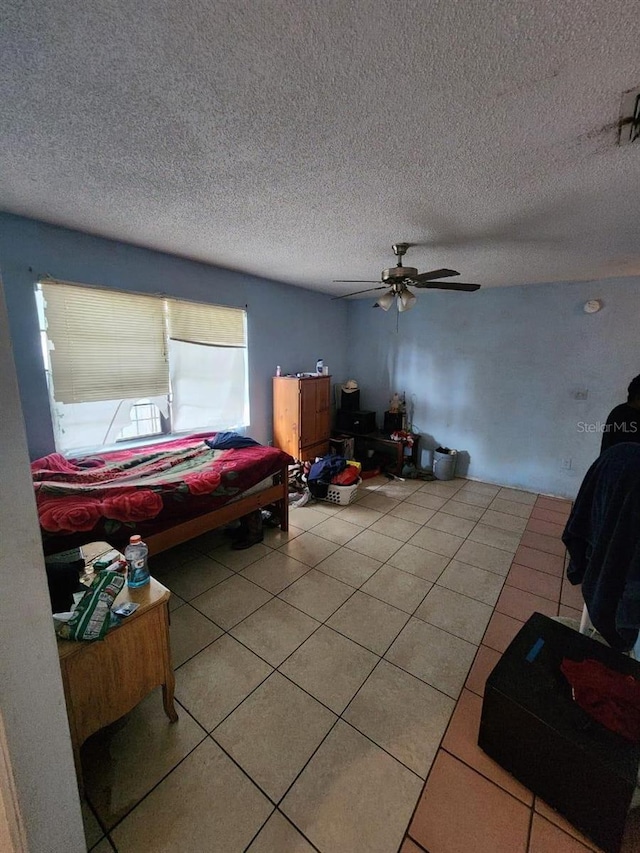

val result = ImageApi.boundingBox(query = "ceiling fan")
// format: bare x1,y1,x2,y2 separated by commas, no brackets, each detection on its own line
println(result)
332,243,481,312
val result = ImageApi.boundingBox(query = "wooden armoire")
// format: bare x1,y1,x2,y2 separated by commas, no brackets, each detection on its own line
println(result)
273,375,331,461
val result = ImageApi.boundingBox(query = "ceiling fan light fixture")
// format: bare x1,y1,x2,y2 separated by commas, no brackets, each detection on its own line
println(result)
334,244,481,304
397,288,417,312
377,290,395,311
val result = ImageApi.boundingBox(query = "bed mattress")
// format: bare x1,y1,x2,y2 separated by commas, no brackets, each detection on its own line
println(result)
32,433,291,554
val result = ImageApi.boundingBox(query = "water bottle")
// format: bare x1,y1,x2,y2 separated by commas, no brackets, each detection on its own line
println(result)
316,358,324,375
125,534,150,588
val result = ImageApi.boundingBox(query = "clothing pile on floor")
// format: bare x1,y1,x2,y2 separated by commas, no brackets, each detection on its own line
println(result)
288,461,311,494
287,455,360,504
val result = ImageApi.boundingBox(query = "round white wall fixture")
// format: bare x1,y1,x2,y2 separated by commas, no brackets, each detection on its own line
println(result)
583,299,603,314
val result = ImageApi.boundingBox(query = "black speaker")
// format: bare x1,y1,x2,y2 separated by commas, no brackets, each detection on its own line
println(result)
336,409,376,434
340,388,360,411
383,411,404,434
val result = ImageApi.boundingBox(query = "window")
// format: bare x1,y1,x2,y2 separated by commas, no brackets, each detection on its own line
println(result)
37,280,248,455
118,400,164,441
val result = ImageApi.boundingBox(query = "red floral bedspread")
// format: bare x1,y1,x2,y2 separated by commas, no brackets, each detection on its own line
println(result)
32,433,291,553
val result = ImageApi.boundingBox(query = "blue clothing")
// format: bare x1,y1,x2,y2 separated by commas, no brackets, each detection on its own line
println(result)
563,443,640,650
205,432,260,450
308,455,347,498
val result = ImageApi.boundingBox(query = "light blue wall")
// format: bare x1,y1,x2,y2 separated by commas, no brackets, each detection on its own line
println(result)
346,279,640,498
0,213,348,459
3,211,638,497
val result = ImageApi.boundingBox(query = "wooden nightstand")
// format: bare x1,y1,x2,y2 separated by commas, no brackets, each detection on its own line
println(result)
57,574,178,792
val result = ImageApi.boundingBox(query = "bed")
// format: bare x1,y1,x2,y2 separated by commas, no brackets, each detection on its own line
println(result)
32,433,292,556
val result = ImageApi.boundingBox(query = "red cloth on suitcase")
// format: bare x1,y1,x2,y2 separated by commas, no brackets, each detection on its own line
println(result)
561,657,640,743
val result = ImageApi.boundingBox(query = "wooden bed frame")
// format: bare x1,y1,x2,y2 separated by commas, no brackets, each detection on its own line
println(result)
144,462,289,555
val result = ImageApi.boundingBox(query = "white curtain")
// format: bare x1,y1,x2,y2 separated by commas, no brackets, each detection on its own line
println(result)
169,340,248,432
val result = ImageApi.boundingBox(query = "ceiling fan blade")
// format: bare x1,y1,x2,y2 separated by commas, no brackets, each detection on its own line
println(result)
332,285,388,299
332,279,382,283
414,268,460,282
412,281,481,292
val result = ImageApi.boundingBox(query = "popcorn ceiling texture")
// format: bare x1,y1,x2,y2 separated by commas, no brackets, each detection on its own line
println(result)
1,0,639,294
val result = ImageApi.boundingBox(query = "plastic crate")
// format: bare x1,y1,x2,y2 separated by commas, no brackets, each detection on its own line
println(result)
323,478,361,505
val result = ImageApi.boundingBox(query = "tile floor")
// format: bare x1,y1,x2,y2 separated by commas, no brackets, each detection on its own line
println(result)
79,476,640,853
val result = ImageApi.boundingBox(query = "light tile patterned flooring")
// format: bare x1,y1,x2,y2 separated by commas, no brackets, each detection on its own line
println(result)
80,476,640,853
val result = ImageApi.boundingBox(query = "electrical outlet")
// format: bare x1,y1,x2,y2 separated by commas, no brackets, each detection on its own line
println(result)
562,458,572,470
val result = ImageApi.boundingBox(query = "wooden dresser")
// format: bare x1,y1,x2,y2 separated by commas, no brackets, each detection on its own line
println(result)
273,375,331,461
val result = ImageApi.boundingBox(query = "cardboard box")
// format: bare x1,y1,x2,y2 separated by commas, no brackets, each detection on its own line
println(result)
329,436,355,459
479,613,640,853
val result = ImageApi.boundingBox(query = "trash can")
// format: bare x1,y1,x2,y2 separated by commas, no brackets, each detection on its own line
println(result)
433,448,457,480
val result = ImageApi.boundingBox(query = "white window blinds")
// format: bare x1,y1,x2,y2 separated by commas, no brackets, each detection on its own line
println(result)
41,280,169,404
41,281,248,413
167,298,246,347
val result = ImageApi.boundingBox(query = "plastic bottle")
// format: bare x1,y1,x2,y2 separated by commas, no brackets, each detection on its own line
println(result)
124,534,150,588
276,365,282,377
316,358,324,375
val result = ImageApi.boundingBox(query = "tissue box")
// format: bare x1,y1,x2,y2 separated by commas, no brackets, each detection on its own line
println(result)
479,612,640,853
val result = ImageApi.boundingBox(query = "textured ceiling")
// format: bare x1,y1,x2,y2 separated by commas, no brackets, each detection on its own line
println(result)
1,0,640,296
